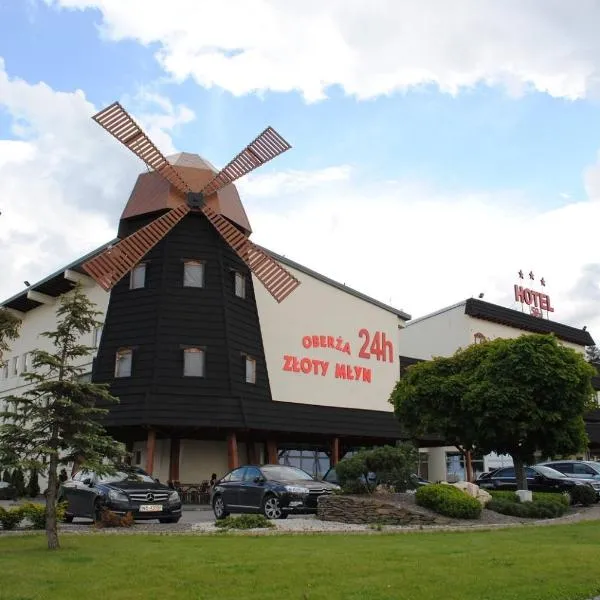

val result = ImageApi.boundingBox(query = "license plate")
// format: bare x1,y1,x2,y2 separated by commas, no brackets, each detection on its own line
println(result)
139,504,163,512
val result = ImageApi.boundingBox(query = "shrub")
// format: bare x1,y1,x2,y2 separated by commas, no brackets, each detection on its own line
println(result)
94,508,134,528
20,501,67,529
487,497,568,519
487,490,570,508
570,485,597,507
26,469,40,498
214,514,275,530
335,444,419,494
0,507,23,530
415,484,482,519
2,470,11,484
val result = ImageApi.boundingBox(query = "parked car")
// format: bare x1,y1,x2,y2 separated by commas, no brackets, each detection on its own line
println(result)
536,460,600,499
211,464,340,520
58,466,182,523
322,467,429,489
476,464,595,501
0,481,17,501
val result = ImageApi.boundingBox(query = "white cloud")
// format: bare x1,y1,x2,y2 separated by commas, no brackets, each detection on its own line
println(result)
45,0,600,102
240,165,600,337
0,58,194,300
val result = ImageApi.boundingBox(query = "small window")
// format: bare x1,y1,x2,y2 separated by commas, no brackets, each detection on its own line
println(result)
229,468,245,482
23,352,33,372
243,467,262,481
183,260,205,288
115,348,133,378
183,347,205,377
93,326,103,348
234,272,246,298
11,356,18,376
245,356,256,384
130,263,146,289
0,363,7,380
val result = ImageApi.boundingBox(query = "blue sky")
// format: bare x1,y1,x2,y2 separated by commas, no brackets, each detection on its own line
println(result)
1,0,600,333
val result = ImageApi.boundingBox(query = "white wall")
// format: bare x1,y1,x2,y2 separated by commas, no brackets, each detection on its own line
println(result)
254,265,406,412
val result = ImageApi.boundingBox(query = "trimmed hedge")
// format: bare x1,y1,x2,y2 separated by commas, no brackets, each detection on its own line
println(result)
415,484,482,519
214,514,275,530
488,490,570,507
487,497,568,519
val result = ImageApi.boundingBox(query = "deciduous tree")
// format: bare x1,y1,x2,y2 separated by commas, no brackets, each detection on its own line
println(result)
0,284,126,549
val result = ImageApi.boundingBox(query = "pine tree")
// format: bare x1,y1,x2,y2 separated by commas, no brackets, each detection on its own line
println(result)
11,467,26,497
1,470,11,484
585,345,600,366
0,308,21,367
0,284,126,550
26,468,41,498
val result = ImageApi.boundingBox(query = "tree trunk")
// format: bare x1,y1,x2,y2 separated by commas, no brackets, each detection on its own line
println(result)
46,446,60,550
513,456,528,491
465,450,473,483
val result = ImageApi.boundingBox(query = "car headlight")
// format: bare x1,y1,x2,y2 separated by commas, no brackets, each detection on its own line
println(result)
168,490,180,503
285,485,309,495
108,489,129,502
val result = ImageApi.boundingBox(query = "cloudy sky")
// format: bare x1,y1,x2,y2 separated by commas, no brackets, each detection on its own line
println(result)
1,0,600,338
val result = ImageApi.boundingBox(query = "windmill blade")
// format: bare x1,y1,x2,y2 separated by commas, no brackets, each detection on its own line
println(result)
82,204,190,291
201,127,291,197
201,205,300,303
93,102,192,195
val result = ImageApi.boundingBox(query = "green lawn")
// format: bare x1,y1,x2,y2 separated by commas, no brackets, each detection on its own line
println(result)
1,523,600,600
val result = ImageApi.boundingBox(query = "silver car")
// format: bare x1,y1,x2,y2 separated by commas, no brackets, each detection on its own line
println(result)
537,460,600,499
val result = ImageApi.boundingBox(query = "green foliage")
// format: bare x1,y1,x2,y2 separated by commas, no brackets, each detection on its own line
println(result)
10,467,26,497
391,334,596,490
335,444,419,494
570,485,597,507
21,502,67,529
214,514,275,530
2,469,11,483
415,483,482,519
488,490,570,507
486,497,568,519
0,308,21,368
0,507,23,530
26,469,40,498
94,509,134,529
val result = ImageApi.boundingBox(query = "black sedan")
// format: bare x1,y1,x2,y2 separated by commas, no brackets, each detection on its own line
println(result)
476,464,594,499
211,464,341,520
58,467,182,523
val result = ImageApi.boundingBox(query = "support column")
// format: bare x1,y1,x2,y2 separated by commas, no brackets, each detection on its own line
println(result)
247,441,258,465
428,447,447,483
145,429,156,476
330,437,340,466
124,440,134,465
227,432,239,470
266,440,278,465
169,437,181,483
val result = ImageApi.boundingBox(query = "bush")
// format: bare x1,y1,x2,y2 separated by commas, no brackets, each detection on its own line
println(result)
335,444,419,494
26,469,40,498
0,507,23,530
20,501,68,529
94,508,134,529
570,485,597,507
415,484,482,519
488,490,570,508
214,514,275,530
2,470,11,484
487,497,568,519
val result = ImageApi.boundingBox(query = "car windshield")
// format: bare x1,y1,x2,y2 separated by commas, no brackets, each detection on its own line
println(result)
98,470,156,484
261,466,314,481
535,465,566,478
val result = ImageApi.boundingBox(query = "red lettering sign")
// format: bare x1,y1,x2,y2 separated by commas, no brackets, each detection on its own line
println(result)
514,285,554,313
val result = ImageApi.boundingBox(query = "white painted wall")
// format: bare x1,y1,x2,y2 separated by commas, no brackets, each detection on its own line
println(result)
254,265,406,412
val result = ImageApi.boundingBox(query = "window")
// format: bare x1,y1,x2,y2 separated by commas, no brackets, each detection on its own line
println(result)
228,468,246,482
183,260,205,288
243,467,262,481
93,325,103,348
11,356,18,376
245,355,256,384
130,263,146,289
183,347,205,377
115,348,133,378
234,272,246,298
22,353,32,373
1,363,7,380
573,463,596,476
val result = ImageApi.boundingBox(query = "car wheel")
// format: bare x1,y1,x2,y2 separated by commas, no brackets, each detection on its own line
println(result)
212,494,229,520
159,517,181,524
262,494,283,519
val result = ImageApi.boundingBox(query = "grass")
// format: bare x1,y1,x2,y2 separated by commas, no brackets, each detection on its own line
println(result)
1,523,600,600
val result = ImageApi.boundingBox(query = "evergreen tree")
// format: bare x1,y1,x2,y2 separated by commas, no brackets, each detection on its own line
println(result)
585,345,600,366
0,284,126,550
2,470,11,484
26,468,41,498
10,467,26,497
0,308,21,367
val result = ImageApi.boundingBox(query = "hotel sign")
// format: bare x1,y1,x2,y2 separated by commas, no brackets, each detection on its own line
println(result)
513,270,553,318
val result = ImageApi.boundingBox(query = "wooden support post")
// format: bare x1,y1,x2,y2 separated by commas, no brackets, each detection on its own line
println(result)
227,432,239,470
169,437,181,483
247,441,258,465
145,429,156,476
266,440,278,465
331,437,340,466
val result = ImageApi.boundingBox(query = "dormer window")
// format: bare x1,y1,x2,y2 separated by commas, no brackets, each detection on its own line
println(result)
234,272,246,299
115,348,133,378
183,260,205,288
130,263,146,290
